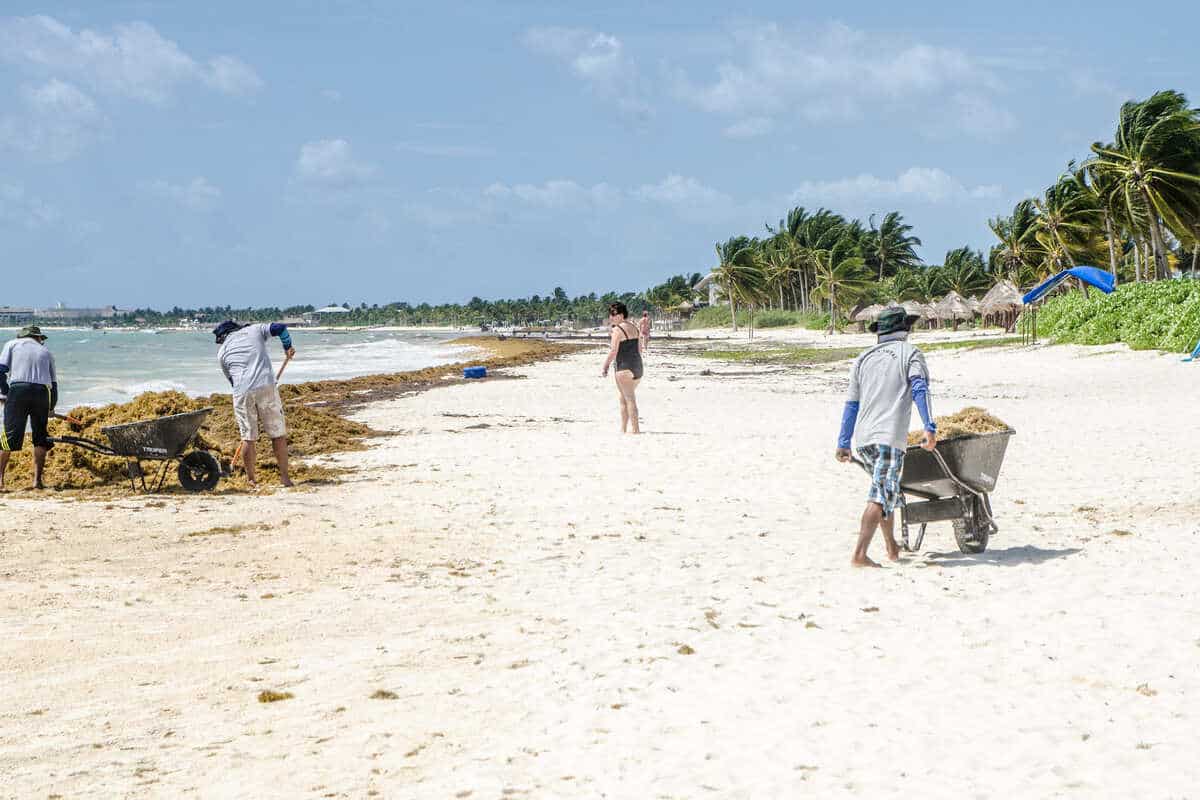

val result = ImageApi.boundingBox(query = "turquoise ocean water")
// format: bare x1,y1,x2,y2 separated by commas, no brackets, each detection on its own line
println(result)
0,328,476,408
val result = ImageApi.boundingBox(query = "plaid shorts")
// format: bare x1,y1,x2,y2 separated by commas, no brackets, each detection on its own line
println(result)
856,444,906,518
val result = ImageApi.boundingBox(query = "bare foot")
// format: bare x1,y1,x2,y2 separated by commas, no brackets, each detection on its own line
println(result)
851,555,882,568
281,479,294,488
33,481,45,491
885,544,901,562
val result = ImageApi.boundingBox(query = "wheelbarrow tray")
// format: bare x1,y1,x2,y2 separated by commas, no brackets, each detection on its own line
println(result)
101,408,214,459
901,430,1014,499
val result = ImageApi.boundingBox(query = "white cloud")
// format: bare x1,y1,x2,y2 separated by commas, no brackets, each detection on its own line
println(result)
0,15,263,103
320,88,343,102
0,79,105,162
142,176,222,211
203,54,264,97
397,141,495,158
634,174,729,207
0,182,59,228
672,22,1011,138
790,167,1001,204
522,26,650,118
722,117,773,139
484,179,620,209
295,139,375,186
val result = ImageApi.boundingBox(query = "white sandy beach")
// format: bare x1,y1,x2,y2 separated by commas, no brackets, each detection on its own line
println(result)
2,335,1198,798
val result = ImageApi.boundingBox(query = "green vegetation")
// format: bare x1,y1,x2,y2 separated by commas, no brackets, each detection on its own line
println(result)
1036,281,1200,351
699,337,1022,366
753,309,826,328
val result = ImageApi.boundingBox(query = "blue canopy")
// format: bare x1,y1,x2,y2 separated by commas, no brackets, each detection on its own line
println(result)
1022,266,1116,304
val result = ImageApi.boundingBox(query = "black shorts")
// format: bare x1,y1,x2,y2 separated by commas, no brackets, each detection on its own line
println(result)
2,382,52,452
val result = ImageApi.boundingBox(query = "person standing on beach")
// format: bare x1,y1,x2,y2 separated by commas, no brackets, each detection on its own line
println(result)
639,310,652,354
0,326,58,490
214,320,295,488
835,306,937,567
601,302,644,434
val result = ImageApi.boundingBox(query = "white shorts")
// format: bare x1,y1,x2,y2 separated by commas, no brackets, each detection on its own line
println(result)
233,384,287,441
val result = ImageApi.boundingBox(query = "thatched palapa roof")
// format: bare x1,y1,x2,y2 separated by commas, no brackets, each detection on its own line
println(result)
931,291,974,320
900,300,933,319
853,304,886,322
979,280,1023,314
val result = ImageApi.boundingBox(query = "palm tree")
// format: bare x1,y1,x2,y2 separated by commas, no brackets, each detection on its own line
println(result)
1078,164,1126,282
1088,90,1200,279
811,241,871,334
1033,171,1103,272
713,236,769,338
988,199,1044,287
760,235,796,310
940,247,989,296
894,265,947,303
865,211,923,281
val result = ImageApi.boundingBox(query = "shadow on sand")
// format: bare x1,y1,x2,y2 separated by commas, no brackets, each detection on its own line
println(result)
922,545,1081,567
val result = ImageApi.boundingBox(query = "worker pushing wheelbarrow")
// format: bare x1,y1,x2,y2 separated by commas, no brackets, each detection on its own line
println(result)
834,306,1016,565
51,408,223,492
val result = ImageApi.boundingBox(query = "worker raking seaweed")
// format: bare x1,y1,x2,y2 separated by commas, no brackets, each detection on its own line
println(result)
835,306,937,568
213,320,295,489
0,326,59,490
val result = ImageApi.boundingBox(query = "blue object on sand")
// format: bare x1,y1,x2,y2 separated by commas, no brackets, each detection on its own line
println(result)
463,366,487,379
1184,341,1200,362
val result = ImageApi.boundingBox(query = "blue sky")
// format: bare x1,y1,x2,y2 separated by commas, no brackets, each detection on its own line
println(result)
1,1,1197,308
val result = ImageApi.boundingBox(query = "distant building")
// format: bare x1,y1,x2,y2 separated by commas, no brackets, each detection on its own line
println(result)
34,305,120,322
0,307,34,325
305,306,352,323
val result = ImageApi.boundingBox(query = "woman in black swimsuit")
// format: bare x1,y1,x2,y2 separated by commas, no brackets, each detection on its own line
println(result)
600,302,644,434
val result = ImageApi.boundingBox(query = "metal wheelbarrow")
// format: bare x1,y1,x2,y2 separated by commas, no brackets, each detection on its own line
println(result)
895,430,1015,554
855,430,1015,554
51,408,223,493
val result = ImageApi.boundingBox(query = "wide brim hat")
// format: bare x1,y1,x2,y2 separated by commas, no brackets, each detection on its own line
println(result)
18,325,47,341
868,306,920,335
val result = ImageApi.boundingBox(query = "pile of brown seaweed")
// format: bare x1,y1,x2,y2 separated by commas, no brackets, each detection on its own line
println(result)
907,407,1011,446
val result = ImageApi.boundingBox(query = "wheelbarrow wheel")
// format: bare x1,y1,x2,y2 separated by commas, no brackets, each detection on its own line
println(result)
953,517,989,554
178,451,221,492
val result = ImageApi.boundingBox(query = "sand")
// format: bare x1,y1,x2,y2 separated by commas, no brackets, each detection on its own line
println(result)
1,337,1198,797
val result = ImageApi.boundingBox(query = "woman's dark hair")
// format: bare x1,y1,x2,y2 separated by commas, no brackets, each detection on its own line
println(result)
609,302,629,319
